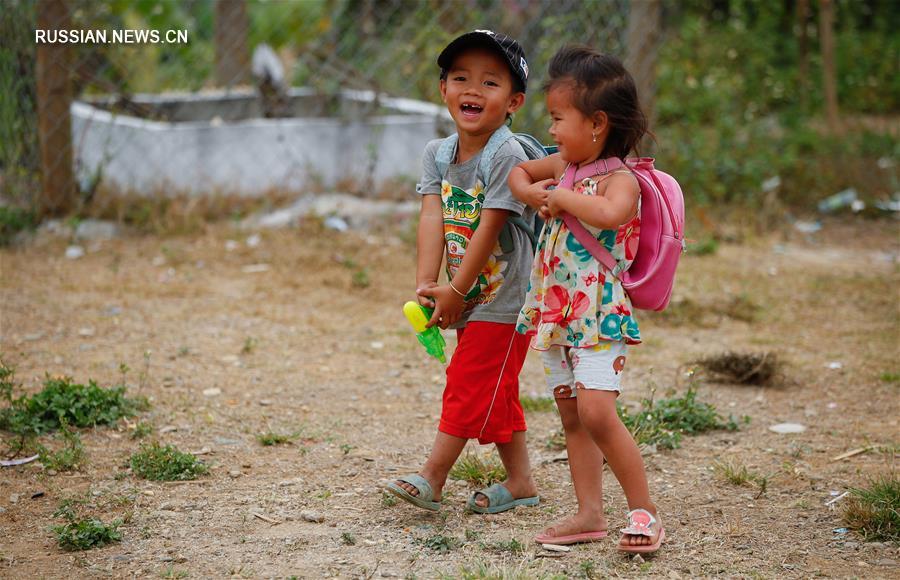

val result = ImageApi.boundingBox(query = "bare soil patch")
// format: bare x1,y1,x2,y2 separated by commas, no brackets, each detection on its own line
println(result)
1,218,897,578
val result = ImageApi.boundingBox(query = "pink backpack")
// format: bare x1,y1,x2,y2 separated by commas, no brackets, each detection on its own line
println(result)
559,157,685,311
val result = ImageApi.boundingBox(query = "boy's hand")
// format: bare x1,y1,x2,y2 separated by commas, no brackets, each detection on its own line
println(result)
417,285,466,329
416,281,438,308
520,178,558,210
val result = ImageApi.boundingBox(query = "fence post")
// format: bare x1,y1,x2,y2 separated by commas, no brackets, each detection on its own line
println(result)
625,0,661,154
35,0,75,216
818,0,841,134
215,0,250,87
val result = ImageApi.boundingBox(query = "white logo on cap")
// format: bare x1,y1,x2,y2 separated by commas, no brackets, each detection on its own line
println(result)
475,29,494,36
520,57,528,79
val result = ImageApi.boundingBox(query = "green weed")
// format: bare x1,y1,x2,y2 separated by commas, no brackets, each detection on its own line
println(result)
381,491,397,508
691,237,719,256
712,459,769,495
618,385,739,450
0,206,36,246
52,503,122,551
241,337,258,355
256,431,293,446
341,532,356,545
545,428,566,451
37,424,86,471
842,472,899,542
130,421,154,439
0,373,146,436
449,452,507,487
416,534,459,553
483,538,526,553
520,395,556,413
129,442,208,481
880,372,900,383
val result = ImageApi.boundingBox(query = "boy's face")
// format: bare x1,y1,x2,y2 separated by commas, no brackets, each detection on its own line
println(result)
440,48,524,138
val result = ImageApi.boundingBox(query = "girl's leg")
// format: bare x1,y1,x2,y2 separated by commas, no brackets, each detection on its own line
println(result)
576,389,660,547
539,397,607,536
394,431,467,501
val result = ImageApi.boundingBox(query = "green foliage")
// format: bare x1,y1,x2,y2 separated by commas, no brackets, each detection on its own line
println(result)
52,502,122,551
257,431,293,446
0,207,36,246
520,395,556,413
843,472,900,542
37,424,86,471
712,459,769,494
130,421,154,439
0,373,145,436
416,533,459,553
617,385,739,450
129,442,208,481
449,452,507,487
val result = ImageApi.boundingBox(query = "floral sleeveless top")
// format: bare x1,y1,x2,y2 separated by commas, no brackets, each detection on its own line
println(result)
516,171,641,348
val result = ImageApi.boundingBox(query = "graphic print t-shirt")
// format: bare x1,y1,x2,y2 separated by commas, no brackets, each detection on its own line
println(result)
417,137,534,328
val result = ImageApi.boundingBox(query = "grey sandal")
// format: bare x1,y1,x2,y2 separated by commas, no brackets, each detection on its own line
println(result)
385,474,441,511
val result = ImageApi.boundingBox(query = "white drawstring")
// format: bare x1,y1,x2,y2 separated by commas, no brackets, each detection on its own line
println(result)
478,328,516,438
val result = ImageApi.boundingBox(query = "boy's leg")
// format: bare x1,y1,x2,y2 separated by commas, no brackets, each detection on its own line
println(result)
472,430,537,507
576,389,660,548
538,397,607,537
394,431,467,501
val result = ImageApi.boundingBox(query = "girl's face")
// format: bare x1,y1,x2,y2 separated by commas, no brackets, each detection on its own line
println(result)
546,84,602,165
440,48,524,139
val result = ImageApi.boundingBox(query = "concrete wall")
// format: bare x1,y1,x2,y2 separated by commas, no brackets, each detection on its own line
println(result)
71,88,452,197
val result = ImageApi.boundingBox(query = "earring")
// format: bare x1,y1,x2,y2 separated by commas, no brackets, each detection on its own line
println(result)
592,133,597,143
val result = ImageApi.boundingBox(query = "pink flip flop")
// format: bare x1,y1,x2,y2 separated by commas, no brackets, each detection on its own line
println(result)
533,529,608,545
617,508,665,554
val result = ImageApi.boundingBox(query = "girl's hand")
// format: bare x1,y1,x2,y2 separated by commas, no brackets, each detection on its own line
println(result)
417,284,466,329
545,187,570,217
538,204,552,221
415,281,438,308
520,178,559,210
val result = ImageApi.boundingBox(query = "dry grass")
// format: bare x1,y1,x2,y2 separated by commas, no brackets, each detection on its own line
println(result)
694,351,781,385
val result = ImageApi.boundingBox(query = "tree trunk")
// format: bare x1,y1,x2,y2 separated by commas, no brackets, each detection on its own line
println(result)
215,0,250,88
35,0,75,216
797,0,810,113
625,0,662,154
818,0,841,133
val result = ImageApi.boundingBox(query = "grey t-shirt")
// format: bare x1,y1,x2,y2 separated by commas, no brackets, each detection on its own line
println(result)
417,137,535,328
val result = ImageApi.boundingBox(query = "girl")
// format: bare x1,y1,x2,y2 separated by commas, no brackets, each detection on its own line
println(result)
508,45,664,554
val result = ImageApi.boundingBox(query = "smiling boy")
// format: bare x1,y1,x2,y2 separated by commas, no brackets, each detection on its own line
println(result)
386,30,540,514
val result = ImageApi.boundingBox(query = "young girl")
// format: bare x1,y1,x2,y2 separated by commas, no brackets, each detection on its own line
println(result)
509,45,664,553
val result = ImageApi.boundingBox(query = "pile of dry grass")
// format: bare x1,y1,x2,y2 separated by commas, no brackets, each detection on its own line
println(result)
695,351,781,385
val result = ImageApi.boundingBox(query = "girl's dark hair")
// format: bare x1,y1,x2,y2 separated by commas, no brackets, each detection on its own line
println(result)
543,45,648,159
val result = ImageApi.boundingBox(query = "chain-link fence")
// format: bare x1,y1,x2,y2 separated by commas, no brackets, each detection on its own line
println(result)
2,0,663,215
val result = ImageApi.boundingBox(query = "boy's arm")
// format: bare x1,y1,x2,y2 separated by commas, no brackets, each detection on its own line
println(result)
417,208,507,329
415,194,445,308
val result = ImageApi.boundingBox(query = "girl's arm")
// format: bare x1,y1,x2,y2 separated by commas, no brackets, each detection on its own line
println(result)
415,194,446,308
417,208,507,329
547,173,640,230
509,154,566,210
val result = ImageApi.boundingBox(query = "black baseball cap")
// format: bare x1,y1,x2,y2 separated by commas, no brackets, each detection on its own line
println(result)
437,29,529,92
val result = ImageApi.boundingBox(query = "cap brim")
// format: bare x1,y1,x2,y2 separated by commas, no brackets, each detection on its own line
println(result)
437,31,505,70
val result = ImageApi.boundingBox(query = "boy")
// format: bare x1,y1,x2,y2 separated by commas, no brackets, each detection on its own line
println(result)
386,30,539,513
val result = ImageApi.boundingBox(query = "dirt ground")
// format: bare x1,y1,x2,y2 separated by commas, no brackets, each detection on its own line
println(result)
0,215,897,579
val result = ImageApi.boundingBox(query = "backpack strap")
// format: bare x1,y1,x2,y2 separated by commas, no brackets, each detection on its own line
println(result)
559,160,627,275
438,126,542,254
434,134,458,181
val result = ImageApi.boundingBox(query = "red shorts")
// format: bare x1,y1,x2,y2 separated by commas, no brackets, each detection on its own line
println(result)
439,321,529,445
